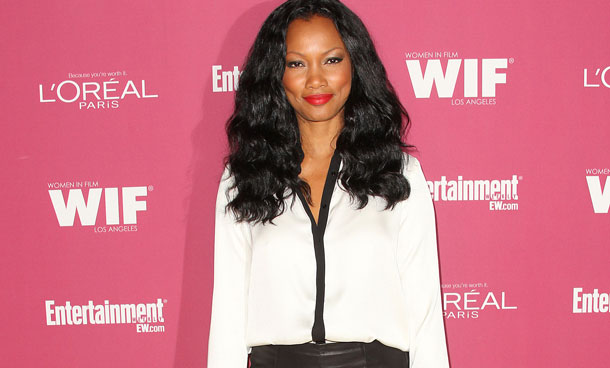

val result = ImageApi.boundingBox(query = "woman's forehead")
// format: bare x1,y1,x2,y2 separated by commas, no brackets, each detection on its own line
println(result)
285,16,345,53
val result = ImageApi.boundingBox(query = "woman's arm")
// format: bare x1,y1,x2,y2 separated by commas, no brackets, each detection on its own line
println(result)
207,167,252,368
397,156,450,368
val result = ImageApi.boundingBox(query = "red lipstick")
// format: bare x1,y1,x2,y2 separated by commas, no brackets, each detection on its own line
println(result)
303,94,333,105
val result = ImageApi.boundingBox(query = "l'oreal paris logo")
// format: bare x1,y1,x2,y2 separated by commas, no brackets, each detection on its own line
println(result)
442,289,517,319
39,77,158,110
583,66,610,88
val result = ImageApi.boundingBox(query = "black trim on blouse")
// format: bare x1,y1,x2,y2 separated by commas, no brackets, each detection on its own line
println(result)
295,150,342,344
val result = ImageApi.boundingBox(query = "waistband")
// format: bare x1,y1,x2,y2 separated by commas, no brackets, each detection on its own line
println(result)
249,340,409,368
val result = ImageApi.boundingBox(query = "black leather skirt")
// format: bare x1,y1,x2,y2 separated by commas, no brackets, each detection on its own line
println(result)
249,340,409,368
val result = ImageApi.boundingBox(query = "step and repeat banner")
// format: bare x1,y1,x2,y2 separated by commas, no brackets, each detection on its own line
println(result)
1,0,608,367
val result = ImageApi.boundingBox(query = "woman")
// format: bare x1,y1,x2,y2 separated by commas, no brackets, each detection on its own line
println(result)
207,0,449,367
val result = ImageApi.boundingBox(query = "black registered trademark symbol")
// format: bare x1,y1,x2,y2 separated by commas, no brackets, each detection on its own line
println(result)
509,58,515,64
148,185,154,191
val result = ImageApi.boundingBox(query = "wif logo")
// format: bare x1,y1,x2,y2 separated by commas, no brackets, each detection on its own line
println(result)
404,51,512,105
585,168,610,213
48,181,152,232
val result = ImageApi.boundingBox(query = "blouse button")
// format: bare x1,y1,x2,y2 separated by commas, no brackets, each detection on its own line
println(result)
322,204,328,209
331,171,337,176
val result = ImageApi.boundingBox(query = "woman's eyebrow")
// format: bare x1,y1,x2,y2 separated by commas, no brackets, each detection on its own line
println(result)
286,47,344,57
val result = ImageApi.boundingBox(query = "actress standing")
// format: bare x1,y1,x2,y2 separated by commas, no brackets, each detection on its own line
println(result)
207,1,449,367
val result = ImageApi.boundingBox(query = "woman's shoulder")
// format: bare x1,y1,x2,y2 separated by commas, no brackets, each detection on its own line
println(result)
399,152,433,205
216,164,238,204
220,164,232,183
400,152,424,180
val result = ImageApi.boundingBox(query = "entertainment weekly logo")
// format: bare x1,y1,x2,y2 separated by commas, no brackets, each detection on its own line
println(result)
38,70,158,110
48,180,153,232
572,288,610,314
585,168,610,213
442,282,517,320
211,65,242,92
584,66,610,88
45,298,166,333
427,175,521,211
404,51,513,106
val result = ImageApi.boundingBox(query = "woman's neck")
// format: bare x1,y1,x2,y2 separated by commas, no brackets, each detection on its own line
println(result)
298,116,343,159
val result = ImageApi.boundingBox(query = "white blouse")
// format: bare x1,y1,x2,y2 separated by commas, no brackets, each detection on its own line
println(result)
207,152,449,368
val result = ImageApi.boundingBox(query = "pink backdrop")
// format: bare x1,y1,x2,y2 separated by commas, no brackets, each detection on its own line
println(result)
2,0,609,367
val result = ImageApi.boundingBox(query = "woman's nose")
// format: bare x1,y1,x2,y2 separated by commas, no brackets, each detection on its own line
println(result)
306,65,327,89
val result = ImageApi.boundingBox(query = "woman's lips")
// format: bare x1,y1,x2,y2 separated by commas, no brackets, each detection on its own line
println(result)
303,94,333,105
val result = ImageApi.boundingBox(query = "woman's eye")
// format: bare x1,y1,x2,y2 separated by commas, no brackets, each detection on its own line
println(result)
326,57,343,64
286,61,304,68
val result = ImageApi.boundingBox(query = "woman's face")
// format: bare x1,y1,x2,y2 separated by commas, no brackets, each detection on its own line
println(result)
282,15,352,126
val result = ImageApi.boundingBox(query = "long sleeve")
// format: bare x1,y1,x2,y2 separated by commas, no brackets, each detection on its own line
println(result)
397,157,449,367
207,168,252,368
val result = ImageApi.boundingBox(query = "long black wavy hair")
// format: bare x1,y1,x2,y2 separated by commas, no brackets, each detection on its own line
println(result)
225,0,411,224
